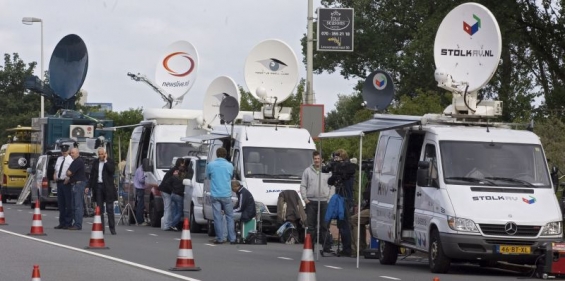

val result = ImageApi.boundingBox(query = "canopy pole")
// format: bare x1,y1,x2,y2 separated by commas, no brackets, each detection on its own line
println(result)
315,138,323,260
356,133,364,268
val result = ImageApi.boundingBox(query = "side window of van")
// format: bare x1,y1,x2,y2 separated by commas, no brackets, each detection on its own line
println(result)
424,144,439,187
382,138,402,175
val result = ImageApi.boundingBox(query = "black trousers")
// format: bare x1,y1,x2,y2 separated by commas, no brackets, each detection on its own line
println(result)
305,200,332,250
95,183,115,231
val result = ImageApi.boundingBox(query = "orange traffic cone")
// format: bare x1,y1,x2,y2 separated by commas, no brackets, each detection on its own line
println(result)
170,218,201,271
31,264,41,281
0,195,7,225
433,278,440,281
298,233,316,281
28,200,46,236
86,206,109,249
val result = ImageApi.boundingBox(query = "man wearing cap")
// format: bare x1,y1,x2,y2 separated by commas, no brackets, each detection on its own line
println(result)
88,147,118,235
54,144,73,229
65,148,87,230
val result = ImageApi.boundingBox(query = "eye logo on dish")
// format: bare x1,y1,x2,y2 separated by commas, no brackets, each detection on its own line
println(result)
162,52,195,77
257,58,288,72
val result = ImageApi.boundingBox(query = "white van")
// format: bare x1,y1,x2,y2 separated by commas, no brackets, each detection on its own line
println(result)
183,125,316,235
367,114,562,273
122,108,204,227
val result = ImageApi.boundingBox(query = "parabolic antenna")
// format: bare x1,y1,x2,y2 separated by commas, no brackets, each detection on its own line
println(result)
434,2,501,92
202,76,240,127
219,95,240,124
155,40,199,101
244,39,298,103
362,70,395,111
48,34,89,100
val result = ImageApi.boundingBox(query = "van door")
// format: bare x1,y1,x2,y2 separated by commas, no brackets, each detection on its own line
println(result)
414,142,439,251
373,134,403,243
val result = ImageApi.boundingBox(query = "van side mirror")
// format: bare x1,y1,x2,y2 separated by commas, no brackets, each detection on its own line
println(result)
551,166,559,191
417,161,430,187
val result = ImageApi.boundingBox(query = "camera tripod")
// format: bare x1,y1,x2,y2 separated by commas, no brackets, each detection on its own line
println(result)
118,173,138,226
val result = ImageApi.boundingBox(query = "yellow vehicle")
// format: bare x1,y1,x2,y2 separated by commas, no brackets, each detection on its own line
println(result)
0,126,38,203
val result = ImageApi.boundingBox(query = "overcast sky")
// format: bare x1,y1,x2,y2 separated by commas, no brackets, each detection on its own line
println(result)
0,0,358,114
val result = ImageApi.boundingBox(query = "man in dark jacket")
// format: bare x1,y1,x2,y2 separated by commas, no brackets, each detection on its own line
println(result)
88,147,117,235
231,180,255,223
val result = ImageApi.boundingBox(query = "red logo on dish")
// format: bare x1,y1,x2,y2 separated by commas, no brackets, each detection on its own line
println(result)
162,52,195,77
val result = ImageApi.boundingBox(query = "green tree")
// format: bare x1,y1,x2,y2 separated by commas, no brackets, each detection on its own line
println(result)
0,53,40,144
104,108,143,161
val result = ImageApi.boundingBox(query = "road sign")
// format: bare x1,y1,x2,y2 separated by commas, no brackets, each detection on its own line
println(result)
317,8,354,52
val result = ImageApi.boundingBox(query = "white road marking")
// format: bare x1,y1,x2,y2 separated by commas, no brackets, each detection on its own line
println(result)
380,276,401,280
324,265,342,270
0,229,201,281
149,233,158,236
238,250,252,253
278,257,293,260
87,222,93,225
125,229,134,232
174,238,181,241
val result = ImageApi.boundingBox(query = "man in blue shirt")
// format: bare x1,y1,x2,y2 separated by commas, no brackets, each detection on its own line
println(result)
207,147,235,244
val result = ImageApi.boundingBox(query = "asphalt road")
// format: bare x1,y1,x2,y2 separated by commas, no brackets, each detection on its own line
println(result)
0,201,538,281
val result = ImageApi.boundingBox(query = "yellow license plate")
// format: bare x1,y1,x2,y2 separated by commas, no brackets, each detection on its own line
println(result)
497,245,531,254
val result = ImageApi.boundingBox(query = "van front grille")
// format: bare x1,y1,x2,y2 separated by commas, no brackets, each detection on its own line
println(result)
267,205,277,213
479,224,541,237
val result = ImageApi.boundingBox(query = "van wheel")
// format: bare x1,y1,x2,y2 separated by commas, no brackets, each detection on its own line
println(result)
379,241,399,265
190,205,202,233
39,200,46,210
207,220,216,237
429,229,451,273
149,200,161,228
1,194,6,203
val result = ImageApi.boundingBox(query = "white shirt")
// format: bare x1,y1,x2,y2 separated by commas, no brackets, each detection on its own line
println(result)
98,161,106,183
54,155,73,181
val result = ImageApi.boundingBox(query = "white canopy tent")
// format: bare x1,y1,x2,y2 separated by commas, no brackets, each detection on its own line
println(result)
316,114,421,268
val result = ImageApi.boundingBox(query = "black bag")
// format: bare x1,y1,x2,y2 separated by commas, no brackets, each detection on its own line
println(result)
245,231,267,245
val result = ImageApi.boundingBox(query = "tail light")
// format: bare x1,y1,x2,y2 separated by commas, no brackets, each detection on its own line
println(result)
41,177,48,189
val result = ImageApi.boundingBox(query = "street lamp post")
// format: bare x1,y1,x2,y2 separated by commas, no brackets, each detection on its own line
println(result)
22,17,44,118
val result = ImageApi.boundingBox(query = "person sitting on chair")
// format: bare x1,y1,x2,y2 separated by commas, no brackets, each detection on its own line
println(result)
231,180,256,223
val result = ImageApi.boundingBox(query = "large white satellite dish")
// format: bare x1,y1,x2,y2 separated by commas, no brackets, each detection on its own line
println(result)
155,40,199,102
434,2,501,92
244,39,298,104
202,76,239,127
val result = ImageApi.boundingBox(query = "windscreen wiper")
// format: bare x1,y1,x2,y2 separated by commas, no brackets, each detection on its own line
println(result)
245,173,275,178
445,177,497,185
484,177,535,187
273,174,301,179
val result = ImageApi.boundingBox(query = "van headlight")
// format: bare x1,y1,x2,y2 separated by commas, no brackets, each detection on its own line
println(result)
255,201,268,214
541,221,562,236
447,216,479,232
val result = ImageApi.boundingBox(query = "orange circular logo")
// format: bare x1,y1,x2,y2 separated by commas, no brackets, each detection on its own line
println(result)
162,52,195,77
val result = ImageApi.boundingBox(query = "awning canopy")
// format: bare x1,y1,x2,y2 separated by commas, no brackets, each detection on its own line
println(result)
180,133,230,143
318,114,422,139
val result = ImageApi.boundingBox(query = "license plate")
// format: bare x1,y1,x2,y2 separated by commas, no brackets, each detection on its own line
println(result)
496,245,531,254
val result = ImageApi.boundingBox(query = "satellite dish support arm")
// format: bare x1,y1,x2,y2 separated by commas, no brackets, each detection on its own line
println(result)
127,72,174,109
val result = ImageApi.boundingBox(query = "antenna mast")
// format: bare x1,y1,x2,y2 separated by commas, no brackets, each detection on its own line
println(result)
127,72,180,109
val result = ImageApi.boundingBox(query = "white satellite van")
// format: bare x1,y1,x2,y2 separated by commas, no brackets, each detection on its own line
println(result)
343,2,563,274
184,124,315,235
123,108,204,227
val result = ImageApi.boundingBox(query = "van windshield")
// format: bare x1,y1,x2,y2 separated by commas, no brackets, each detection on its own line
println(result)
242,147,313,179
440,141,551,187
156,143,192,169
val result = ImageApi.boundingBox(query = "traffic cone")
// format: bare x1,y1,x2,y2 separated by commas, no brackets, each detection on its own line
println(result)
0,195,7,225
28,200,46,236
85,206,109,249
298,233,316,281
31,264,41,281
433,278,440,281
170,218,201,271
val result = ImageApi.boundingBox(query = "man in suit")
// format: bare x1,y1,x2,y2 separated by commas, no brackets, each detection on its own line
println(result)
88,147,118,235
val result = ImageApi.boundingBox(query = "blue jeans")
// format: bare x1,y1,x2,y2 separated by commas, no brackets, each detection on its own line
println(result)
212,197,235,243
161,192,172,230
135,188,145,223
71,181,86,229
57,181,72,227
170,193,183,228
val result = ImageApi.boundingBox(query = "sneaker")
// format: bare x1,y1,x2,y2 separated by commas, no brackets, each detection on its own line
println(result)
230,241,237,245
209,239,224,244
170,226,178,231
214,240,224,245
54,225,64,229
140,222,150,226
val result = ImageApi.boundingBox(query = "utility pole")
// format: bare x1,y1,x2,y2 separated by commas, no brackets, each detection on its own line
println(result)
306,0,314,104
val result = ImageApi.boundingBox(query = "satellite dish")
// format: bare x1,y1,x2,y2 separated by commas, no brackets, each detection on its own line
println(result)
155,40,199,101
202,76,240,127
219,95,240,124
48,34,89,100
362,70,395,111
434,2,501,92
244,39,298,103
